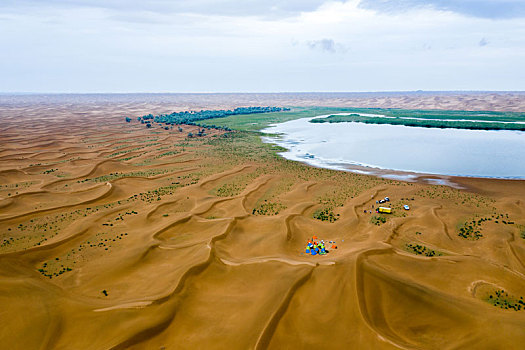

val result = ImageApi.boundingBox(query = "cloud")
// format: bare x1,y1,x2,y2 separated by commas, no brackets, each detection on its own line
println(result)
308,39,335,53
0,0,329,18
2,0,524,20
306,39,347,53
358,0,525,19
0,0,524,92
479,37,489,46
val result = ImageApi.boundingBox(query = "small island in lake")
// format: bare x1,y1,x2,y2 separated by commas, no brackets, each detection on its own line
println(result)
310,108,525,131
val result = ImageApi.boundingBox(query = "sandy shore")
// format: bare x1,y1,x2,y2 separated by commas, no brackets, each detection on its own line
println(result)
1,94,524,349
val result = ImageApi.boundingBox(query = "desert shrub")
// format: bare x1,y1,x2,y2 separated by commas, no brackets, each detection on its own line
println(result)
486,289,524,311
252,202,285,216
406,243,442,257
458,219,483,240
313,208,339,222
370,215,386,225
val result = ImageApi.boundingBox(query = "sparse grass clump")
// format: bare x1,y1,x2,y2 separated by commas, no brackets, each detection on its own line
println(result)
406,243,442,257
42,168,58,174
134,184,190,203
313,208,339,222
212,169,263,197
486,289,525,311
215,183,244,197
155,150,179,159
458,219,483,240
252,201,285,216
518,225,525,239
38,260,73,279
370,215,387,225
78,168,176,183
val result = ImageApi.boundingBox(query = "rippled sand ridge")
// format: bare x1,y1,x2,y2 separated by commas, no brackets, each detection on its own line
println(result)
1,93,525,349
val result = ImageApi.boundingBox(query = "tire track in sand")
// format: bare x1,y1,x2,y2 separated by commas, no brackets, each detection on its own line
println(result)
432,205,453,240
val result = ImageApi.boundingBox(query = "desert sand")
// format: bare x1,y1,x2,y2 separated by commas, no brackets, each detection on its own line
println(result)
1,93,525,349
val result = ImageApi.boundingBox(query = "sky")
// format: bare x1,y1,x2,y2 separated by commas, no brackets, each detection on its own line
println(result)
0,0,524,93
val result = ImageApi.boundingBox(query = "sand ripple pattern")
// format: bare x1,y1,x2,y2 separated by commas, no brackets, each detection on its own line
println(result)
1,98,525,349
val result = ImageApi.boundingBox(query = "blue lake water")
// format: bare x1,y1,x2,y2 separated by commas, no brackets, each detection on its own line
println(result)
261,115,525,179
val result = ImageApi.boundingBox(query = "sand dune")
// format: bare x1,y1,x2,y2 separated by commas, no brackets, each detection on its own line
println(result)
1,95,525,349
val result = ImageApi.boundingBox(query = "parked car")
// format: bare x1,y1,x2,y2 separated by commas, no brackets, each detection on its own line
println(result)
403,205,410,210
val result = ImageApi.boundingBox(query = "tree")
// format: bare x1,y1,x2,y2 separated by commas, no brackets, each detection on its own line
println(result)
125,117,132,123
136,107,289,129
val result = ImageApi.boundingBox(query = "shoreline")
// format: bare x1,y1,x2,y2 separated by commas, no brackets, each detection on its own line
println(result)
263,146,525,194
260,114,525,186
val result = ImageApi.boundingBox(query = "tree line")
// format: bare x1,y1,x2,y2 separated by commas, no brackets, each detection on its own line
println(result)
128,106,289,129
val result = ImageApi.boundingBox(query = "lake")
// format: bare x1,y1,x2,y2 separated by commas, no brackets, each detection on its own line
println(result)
261,114,525,179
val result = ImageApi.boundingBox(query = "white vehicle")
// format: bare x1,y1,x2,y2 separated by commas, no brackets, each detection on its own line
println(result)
403,205,410,210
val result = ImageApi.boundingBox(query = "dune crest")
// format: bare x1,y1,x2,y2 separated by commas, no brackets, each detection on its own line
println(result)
1,96,525,349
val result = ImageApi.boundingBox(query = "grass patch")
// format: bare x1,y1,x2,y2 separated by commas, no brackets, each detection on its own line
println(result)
212,169,262,197
214,183,245,197
370,215,387,225
458,218,483,240
200,107,361,132
155,150,179,159
313,208,339,222
78,168,176,183
405,243,443,257
252,201,286,216
485,289,525,311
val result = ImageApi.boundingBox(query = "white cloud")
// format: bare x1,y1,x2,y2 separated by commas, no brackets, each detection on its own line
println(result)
359,0,525,19
308,39,337,53
0,0,523,92
479,37,489,46
0,0,329,19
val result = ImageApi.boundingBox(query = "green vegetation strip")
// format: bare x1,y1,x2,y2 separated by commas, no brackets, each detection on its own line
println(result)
486,289,525,311
310,108,525,131
406,243,443,257
200,107,359,132
78,168,175,183
252,201,286,216
133,106,289,129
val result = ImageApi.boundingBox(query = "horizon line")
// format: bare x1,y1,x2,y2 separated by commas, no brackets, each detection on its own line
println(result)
1,90,525,95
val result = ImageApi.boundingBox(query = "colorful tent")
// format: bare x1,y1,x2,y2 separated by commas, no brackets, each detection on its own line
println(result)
305,236,335,256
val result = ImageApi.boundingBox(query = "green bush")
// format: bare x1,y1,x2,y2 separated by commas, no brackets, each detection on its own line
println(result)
370,215,386,225
313,208,339,222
